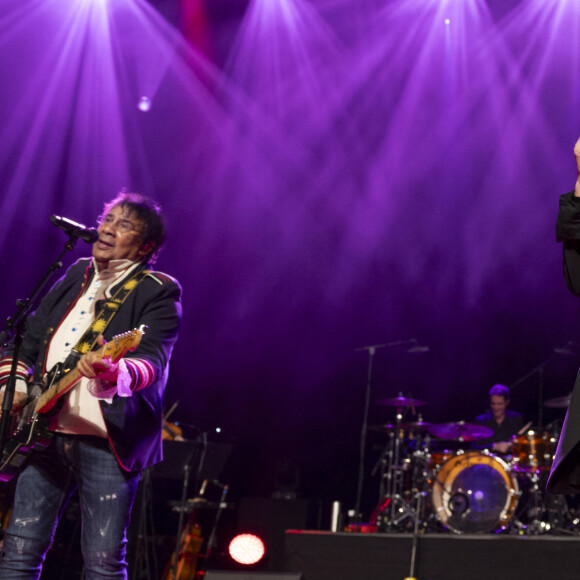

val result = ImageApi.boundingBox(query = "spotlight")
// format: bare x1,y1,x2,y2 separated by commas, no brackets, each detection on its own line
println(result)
228,533,266,566
137,96,152,112
445,18,450,25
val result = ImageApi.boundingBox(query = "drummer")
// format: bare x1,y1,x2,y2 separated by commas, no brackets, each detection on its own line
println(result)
473,384,525,455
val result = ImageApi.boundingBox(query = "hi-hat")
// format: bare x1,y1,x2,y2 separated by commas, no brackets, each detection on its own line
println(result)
427,421,493,441
544,394,572,408
376,396,426,407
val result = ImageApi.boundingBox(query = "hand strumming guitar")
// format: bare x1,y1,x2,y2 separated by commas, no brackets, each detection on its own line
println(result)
76,335,120,384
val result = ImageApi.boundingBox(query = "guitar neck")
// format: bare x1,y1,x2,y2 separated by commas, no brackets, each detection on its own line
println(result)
35,368,83,414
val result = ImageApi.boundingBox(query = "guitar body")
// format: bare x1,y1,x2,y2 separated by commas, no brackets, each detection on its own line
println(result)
0,327,144,481
0,412,52,482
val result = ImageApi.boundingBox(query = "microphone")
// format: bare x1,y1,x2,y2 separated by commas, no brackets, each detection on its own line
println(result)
407,345,430,354
553,341,580,356
50,215,99,244
406,339,430,354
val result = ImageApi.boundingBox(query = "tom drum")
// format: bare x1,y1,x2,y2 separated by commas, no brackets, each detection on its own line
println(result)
511,431,556,472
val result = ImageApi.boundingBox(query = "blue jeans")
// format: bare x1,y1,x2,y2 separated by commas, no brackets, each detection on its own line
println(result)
0,434,141,579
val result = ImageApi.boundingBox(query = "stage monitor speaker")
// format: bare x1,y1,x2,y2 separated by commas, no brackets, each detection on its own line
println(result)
237,498,309,571
205,573,303,580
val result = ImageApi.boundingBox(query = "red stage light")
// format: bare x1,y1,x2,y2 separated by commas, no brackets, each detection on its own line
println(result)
228,533,266,565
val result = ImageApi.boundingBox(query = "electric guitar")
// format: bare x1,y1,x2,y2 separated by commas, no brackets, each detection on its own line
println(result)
0,327,144,482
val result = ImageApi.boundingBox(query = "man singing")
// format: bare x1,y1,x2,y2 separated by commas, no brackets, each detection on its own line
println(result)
0,190,182,578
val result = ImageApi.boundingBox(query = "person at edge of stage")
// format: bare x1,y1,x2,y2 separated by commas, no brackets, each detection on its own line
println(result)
547,135,580,495
473,384,525,455
0,190,182,579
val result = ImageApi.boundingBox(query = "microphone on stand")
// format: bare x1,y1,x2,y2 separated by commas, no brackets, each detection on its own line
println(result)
407,345,430,354
406,339,430,354
553,341,580,356
50,215,99,244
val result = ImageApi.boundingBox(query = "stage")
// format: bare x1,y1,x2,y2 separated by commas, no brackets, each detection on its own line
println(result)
282,530,580,580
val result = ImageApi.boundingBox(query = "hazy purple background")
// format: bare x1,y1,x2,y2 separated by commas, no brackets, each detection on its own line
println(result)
2,0,580,517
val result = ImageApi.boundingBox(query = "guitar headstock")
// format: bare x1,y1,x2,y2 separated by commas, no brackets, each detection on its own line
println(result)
101,327,145,362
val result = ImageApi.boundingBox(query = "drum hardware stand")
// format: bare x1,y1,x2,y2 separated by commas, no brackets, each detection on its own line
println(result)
375,425,434,532
373,411,413,531
517,471,578,535
383,410,406,527
505,481,526,535
524,471,549,535
547,495,580,535
372,431,393,505
377,456,432,532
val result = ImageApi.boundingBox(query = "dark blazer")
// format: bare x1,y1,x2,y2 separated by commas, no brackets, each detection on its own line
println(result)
547,192,580,494
13,258,182,473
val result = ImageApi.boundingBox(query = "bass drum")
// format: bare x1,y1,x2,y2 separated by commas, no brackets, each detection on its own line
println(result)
431,451,518,534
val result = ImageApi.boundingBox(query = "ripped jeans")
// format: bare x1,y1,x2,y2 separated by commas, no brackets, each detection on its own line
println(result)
0,433,141,579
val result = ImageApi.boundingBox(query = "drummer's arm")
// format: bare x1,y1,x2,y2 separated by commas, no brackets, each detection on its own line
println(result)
491,441,511,454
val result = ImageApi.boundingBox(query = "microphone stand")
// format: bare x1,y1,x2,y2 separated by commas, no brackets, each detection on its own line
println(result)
352,339,418,524
0,234,82,456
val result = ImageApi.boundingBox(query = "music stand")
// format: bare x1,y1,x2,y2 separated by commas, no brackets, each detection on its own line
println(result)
131,439,232,580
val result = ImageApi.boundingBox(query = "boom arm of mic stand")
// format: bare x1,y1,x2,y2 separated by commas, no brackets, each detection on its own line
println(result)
508,356,554,431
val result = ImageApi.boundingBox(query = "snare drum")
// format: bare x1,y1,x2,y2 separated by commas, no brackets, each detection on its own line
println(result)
511,431,556,472
428,450,454,470
431,451,518,534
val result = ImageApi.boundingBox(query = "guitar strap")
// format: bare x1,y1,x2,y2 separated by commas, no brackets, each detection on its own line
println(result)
61,268,150,373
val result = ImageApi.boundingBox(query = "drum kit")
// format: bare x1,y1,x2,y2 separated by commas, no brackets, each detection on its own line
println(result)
369,395,579,536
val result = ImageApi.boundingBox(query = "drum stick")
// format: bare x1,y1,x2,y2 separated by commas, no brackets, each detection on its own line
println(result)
516,421,533,436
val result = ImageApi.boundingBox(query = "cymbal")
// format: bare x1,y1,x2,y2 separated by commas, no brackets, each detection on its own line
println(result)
376,396,426,408
544,394,571,408
400,421,432,431
427,421,493,441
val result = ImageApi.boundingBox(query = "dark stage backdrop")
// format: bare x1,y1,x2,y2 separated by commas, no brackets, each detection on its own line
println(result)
1,0,580,522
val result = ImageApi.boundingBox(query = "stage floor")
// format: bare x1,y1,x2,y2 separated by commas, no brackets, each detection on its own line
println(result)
283,530,580,580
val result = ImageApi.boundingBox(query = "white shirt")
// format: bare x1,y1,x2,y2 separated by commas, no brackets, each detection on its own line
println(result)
47,259,139,437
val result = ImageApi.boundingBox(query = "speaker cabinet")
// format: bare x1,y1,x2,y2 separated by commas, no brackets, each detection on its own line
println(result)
237,498,309,571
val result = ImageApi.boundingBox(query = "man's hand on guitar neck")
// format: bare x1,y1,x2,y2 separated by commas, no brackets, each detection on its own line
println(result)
76,335,120,384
